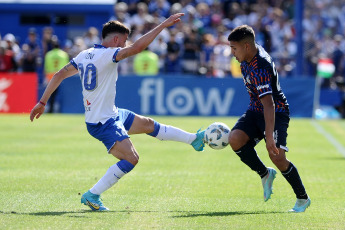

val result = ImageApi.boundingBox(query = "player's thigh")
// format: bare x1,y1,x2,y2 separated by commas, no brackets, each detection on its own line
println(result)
118,108,136,132
87,117,129,152
128,114,155,135
273,112,290,151
230,110,262,150
109,138,139,165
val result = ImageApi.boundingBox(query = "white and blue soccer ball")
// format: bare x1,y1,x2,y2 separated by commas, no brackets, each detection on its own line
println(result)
204,122,230,150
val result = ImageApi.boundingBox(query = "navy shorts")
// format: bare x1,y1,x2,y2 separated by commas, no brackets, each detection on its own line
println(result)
86,108,136,152
232,110,290,151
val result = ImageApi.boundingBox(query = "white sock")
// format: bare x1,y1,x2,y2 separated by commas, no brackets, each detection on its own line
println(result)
155,124,196,144
90,164,126,195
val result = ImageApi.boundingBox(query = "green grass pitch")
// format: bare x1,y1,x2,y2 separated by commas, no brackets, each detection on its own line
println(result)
1,114,345,229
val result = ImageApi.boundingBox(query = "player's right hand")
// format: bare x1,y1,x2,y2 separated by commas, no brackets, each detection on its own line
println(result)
266,138,279,156
30,103,45,122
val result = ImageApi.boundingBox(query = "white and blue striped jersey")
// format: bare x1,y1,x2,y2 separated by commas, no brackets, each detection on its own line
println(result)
71,44,121,124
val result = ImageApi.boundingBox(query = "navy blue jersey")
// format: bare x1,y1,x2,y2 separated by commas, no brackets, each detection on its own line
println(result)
240,44,289,113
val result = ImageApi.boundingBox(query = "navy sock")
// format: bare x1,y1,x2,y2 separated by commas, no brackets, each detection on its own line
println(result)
234,142,268,178
281,162,308,199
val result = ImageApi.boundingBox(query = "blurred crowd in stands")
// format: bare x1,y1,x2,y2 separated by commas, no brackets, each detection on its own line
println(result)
0,0,344,84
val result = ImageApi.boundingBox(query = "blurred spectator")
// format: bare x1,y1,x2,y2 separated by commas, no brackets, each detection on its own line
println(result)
118,0,140,15
41,27,54,55
130,2,152,33
165,31,181,73
44,37,69,113
195,2,212,30
68,36,87,58
3,33,21,65
222,2,247,30
62,39,74,59
148,0,170,18
200,33,215,75
304,33,319,76
149,35,167,72
213,35,231,78
331,35,344,78
83,27,101,48
170,2,182,15
254,22,272,53
133,47,159,76
0,41,16,72
109,2,131,27
21,28,40,72
183,5,203,33
181,27,201,74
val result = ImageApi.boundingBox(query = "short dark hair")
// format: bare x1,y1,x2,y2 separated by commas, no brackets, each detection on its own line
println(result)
227,25,255,42
102,20,130,39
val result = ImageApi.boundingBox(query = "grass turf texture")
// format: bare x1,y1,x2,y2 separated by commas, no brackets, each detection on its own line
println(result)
1,114,345,229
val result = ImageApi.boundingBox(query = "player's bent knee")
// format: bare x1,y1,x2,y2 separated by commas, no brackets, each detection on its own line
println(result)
121,150,139,165
270,154,289,171
229,130,248,151
109,147,140,166
127,155,139,166
137,115,155,133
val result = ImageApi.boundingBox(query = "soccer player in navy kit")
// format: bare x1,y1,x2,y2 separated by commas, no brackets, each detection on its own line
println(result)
30,13,205,211
227,25,310,212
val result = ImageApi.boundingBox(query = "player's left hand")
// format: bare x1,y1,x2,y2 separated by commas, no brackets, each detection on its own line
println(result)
30,103,45,122
266,138,279,156
162,13,184,28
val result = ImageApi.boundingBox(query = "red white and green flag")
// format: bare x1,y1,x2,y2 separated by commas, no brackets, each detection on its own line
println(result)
317,58,335,78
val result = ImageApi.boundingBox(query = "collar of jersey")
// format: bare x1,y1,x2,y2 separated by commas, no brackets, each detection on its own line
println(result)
94,44,107,49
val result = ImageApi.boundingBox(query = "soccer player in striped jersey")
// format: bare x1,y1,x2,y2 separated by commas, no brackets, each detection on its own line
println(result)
30,13,205,211
227,25,310,212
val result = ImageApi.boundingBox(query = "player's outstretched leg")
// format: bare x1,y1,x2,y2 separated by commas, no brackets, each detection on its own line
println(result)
146,119,205,151
81,190,109,211
261,167,277,202
191,129,205,151
289,197,311,213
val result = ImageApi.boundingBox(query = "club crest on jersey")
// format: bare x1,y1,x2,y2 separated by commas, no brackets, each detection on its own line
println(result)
86,99,91,106
245,75,251,84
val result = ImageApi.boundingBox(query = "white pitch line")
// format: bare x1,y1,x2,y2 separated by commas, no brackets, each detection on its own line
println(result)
311,120,345,157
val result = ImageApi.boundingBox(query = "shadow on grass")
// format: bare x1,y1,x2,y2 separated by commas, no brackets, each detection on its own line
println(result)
0,210,92,218
1,209,284,218
171,210,284,218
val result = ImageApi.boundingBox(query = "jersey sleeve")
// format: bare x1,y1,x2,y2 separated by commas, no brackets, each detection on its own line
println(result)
71,51,85,70
251,68,272,98
112,48,121,63
104,47,121,63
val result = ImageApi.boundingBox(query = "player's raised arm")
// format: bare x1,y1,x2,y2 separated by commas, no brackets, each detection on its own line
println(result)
30,63,78,122
115,13,184,61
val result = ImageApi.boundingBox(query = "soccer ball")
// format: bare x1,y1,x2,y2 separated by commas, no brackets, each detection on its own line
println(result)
204,122,230,150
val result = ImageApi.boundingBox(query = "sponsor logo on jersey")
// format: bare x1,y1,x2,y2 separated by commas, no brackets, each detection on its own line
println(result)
257,84,270,91
85,53,95,59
